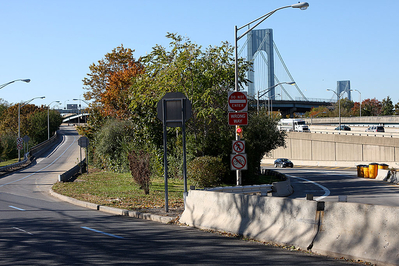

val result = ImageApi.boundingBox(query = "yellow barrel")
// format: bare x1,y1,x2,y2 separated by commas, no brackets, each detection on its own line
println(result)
378,163,389,170
368,163,378,179
357,165,367,177
362,166,369,178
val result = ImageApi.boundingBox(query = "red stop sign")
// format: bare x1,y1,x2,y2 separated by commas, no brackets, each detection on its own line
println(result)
228,92,247,112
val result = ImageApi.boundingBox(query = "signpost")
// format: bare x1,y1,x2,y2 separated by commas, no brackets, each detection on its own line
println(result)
228,91,248,185
78,136,89,174
157,92,192,212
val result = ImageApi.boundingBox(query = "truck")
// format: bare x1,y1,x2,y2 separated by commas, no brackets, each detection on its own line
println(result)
277,119,310,132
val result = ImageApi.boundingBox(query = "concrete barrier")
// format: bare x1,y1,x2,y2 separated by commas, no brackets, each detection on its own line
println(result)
312,201,399,266
180,190,319,250
180,190,399,265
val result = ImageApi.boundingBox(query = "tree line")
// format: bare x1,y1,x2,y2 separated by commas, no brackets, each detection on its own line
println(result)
305,96,397,118
0,99,63,161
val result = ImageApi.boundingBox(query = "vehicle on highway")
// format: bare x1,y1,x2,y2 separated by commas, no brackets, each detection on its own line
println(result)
274,158,294,168
334,125,351,131
365,125,385,132
277,119,310,132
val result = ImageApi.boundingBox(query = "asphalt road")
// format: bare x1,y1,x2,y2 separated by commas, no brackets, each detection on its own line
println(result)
266,165,399,206
0,126,362,265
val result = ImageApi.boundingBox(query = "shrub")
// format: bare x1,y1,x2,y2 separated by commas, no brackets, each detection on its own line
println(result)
188,156,227,188
128,150,151,194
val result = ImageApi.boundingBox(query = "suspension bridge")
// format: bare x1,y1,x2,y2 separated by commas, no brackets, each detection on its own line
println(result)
238,28,338,116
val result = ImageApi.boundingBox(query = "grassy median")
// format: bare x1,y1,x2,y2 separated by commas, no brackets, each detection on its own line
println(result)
52,167,282,215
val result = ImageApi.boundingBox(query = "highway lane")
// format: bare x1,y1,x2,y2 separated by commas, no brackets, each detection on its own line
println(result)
265,165,399,206
0,126,362,265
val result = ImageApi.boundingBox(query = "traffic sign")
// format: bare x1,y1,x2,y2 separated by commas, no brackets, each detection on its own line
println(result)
228,112,248,125
228,91,248,112
78,136,89,148
232,140,245,154
230,153,247,170
17,137,23,150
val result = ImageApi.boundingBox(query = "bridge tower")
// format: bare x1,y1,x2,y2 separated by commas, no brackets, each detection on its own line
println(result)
337,80,351,101
247,29,274,98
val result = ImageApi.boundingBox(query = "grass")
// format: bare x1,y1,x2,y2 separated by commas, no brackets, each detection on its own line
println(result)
52,167,283,212
0,158,19,167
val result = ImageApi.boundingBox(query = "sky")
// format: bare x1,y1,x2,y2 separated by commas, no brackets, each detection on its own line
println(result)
1,0,399,108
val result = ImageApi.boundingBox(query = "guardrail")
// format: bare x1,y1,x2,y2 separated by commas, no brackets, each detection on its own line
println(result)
206,184,273,196
0,132,60,175
310,130,399,138
58,158,86,182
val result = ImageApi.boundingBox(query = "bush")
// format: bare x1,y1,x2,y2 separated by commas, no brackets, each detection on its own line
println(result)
128,150,151,194
187,156,227,188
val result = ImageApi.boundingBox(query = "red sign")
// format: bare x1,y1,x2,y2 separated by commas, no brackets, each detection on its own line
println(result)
230,154,247,170
228,91,248,112
232,140,245,154
229,112,248,125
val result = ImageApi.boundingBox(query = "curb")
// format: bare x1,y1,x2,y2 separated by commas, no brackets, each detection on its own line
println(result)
49,189,177,224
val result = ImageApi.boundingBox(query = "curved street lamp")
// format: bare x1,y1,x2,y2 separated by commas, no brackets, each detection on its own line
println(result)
18,96,45,161
351,89,361,117
48,101,61,140
73,98,91,126
233,2,308,185
257,82,295,113
0,79,30,90
327,89,345,130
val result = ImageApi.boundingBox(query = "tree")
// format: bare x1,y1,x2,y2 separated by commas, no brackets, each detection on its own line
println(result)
82,45,144,121
128,33,252,181
361,98,381,116
243,111,286,178
381,96,394,116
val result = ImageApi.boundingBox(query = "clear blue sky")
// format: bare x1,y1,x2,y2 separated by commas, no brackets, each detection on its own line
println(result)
1,0,398,108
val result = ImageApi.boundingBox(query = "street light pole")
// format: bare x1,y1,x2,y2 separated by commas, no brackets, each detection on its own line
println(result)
234,2,308,186
18,96,45,161
0,79,30,90
351,89,361,117
327,89,345,130
257,82,295,114
48,101,61,140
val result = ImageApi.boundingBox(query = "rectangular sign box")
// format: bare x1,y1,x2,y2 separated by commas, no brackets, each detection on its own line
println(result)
228,112,248,126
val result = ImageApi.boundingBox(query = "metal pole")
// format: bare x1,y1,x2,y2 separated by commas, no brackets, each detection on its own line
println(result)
162,100,169,212
47,107,50,140
182,99,188,207
18,104,21,161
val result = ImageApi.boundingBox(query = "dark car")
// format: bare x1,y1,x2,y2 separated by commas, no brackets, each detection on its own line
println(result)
274,158,294,168
335,125,351,131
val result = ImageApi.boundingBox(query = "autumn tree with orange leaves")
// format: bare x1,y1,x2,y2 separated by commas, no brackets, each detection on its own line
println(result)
83,45,144,121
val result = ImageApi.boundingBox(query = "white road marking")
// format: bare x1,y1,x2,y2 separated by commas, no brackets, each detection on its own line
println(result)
81,226,124,239
0,135,76,188
9,205,25,211
12,227,33,235
286,174,331,201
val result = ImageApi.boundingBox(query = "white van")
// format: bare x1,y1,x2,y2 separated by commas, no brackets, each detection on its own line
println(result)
277,119,310,132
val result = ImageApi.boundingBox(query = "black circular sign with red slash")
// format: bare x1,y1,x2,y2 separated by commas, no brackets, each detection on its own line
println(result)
231,154,247,170
232,140,245,154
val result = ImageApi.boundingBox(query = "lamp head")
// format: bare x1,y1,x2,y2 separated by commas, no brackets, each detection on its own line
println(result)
22,79,31,83
291,2,309,10
287,82,296,85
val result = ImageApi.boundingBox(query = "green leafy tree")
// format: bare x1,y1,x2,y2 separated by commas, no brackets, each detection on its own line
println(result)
381,96,394,116
243,111,286,178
